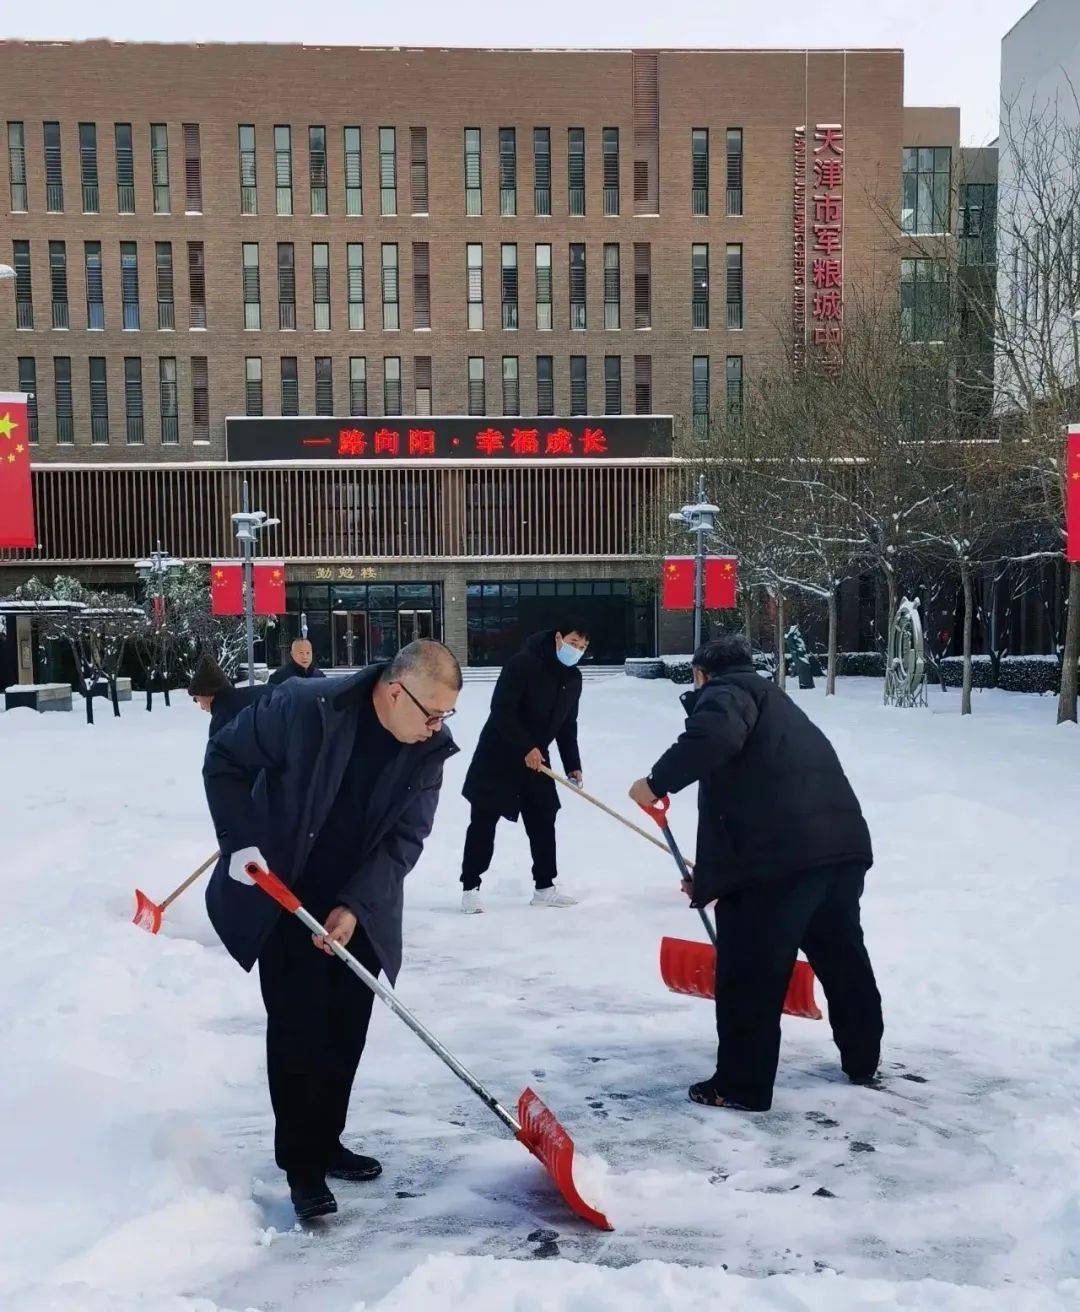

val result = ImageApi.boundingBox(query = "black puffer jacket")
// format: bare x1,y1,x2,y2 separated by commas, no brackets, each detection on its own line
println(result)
648,664,872,905
267,658,327,685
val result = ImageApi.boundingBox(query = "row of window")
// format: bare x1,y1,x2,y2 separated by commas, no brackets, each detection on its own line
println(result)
14,351,744,443
5,121,744,219
11,238,745,335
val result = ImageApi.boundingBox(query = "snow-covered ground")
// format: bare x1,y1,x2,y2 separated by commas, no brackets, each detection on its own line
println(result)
0,677,1077,1311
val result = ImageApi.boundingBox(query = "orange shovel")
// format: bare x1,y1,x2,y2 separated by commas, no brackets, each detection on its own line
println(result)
132,852,219,934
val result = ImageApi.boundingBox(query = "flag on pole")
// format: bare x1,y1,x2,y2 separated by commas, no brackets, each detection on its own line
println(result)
705,557,738,609
662,557,695,610
210,561,243,615
0,392,35,548
1068,426,1080,564
253,560,286,615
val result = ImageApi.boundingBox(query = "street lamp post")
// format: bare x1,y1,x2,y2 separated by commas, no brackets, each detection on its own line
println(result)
669,474,720,651
231,479,280,688
134,542,184,709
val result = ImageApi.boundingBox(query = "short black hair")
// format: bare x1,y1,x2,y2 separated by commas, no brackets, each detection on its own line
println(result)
383,639,463,691
692,634,753,677
557,618,591,641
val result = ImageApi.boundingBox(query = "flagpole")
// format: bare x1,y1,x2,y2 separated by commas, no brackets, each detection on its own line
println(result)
241,479,256,689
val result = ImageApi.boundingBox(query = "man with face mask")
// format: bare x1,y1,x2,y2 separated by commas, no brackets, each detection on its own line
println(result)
268,637,326,686
629,634,881,1114
459,622,590,913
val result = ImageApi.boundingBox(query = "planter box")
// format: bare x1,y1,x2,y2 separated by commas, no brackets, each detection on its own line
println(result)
625,658,664,679
5,682,73,713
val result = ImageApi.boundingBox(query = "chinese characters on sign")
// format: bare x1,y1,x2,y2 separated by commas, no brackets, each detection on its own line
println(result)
793,127,807,370
810,122,844,370
322,424,609,461
313,565,379,581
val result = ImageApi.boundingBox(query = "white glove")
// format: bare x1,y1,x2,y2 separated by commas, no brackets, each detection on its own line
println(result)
228,846,267,885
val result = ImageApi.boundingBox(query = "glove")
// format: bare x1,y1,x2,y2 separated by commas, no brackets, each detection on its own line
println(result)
228,845,267,885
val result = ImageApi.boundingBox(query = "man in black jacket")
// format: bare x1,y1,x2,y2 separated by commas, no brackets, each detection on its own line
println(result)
629,634,882,1112
459,624,589,913
268,637,326,685
203,639,461,1220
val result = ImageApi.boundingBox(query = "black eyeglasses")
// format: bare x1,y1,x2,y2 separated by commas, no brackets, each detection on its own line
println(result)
396,681,457,728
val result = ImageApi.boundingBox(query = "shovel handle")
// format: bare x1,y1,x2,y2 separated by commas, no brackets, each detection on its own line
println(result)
539,765,690,866
637,795,671,826
159,851,220,911
638,803,718,947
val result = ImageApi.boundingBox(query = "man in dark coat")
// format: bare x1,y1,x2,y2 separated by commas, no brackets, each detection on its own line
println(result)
268,636,326,685
188,651,266,736
202,639,461,1220
459,624,589,913
629,634,882,1112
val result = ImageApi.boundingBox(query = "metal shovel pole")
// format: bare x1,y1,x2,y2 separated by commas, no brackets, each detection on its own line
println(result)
639,796,717,948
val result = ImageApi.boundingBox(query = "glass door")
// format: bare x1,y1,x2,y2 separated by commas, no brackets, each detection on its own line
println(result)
332,610,369,667
397,609,434,646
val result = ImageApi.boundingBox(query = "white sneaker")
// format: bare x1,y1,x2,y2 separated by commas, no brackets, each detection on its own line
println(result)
461,889,484,914
530,886,578,908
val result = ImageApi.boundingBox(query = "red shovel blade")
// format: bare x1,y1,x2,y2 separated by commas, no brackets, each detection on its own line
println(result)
660,937,823,1020
132,889,163,935
516,1088,613,1231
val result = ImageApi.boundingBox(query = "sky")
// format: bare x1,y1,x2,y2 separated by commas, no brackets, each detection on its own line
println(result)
4,0,1038,146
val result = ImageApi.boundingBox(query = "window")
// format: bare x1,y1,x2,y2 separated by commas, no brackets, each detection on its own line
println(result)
121,241,140,330
8,122,27,210
191,356,209,440
151,124,170,213
535,243,552,330
124,357,143,443
901,257,948,343
239,125,257,215
502,356,519,415
902,147,951,235
691,128,708,216
309,126,327,215
634,354,651,414
348,243,365,330
14,241,33,329
960,183,997,266
84,241,104,330
463,127,482,216
312,243,330,330
54,357,73,443
570,355,587,415
315,356,333,415
243,243,261,330
379,127,397,216
603,128,619,215
414,355,432,414
604,355,621,414
501,244,518,329
245,357,263,416
159,357,178,444
277,243,296,329
78,124,99,212
693,243,709,329
726,355,743,420
187,241,206,329
634,242,651,329
345,127,363,216
349,356,368,415
383,357,401,415
570,243,586,329
89,356,109,443
534,128,551,216
115,123,135,213
603,243,620,330
726,243,743,330
155,242,174,329
183,123,202,212
726,128,743,217
468,356,485,415
44,122,63,212
18,358,38,443
467,243,484,330
280,356,299,415
568,128,585,216
381,243,400,330
273,125,292,216
536,355,554,415
413,241,431,329
499,128,517,216
692,355,709,435
410,127,429,214
49,240,69,329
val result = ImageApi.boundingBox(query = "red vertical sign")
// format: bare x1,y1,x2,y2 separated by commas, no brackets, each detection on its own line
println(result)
210,562,243,615
254,561,286,615
0,393,35,548
1068,427,1080,564
662,558,695,610
705,557,738,609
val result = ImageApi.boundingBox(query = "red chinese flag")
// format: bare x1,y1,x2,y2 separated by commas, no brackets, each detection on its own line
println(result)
210,561,243,615
0,393,35,548
254,560,287,616
662,557,695,610
1068,427,1080,564
705,556,738,609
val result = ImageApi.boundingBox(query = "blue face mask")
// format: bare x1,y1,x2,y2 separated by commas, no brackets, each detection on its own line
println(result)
556,640,585,667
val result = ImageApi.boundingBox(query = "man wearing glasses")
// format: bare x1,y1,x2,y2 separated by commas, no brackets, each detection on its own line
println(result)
202,639,461,1220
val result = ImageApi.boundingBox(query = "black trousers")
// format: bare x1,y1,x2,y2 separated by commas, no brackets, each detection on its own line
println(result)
461,801,558,891
257,910,380,1181
711,863,883,1110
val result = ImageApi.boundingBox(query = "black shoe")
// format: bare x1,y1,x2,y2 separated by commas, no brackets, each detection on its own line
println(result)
847,1070,883,1089
326,1144,383,1182
289,1175,338,1220
688,1078,763,1111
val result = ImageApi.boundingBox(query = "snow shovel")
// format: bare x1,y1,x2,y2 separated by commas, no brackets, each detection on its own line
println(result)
245,861,613,1231
539,764,683,863
638,798,822,1021
132,852,219,934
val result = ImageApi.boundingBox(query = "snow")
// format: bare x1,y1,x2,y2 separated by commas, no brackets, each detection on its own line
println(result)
1,679,1078,1311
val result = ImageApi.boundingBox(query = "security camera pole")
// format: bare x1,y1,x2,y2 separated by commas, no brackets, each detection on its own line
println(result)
231,479,280,688
134,542,184,709
669,474,720,650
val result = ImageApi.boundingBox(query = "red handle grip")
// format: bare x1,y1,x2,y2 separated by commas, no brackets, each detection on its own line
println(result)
245,862,302,914
638,795,671,827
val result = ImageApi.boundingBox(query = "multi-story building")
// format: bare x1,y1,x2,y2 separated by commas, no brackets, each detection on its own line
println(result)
0,41,962,668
